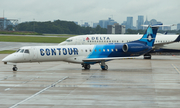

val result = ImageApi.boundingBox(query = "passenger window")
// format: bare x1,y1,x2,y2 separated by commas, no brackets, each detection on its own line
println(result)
111,49,114,52
107,49,109,52
99,49,101,52
115,49,118,51
103,49,105,52
89,49,92,52
24,49,30,54
85,49,87,52
20,49,24,53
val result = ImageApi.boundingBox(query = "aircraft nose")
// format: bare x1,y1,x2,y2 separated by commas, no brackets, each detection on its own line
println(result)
2,53,17,63
2,55,12,62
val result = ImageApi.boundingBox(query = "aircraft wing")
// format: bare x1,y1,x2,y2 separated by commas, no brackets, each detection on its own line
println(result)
83,57,139,62
154,34,180,49
154,42,174,49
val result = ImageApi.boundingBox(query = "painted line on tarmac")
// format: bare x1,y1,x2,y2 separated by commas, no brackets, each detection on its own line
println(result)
9,76,68,108
172,64,180,74
0,75,14,81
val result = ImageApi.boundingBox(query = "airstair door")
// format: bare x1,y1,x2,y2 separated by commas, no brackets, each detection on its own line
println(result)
32,47,38,60
23,49,31,61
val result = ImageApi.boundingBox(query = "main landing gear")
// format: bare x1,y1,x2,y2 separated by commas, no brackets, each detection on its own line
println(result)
13,65,18,71
82,61,108,70
100,61,108,70
144,53,151,59
82,63,91,70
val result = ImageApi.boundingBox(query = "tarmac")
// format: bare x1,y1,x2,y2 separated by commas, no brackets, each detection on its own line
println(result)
0,54,180,108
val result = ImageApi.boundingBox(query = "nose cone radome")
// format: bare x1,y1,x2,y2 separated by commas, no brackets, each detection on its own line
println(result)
2,53,19,63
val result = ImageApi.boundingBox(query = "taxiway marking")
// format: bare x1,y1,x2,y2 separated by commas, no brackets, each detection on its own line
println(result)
172,64,180,74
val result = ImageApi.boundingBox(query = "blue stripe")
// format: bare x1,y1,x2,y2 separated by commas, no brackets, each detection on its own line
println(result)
87,45,116,58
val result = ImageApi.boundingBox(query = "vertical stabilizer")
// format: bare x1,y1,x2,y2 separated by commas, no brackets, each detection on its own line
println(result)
139,26,158,47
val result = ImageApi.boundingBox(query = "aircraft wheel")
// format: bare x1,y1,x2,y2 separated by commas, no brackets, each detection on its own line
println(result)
144,53,151,59
101,65,108,70
84,64,90,70
13,67,18,71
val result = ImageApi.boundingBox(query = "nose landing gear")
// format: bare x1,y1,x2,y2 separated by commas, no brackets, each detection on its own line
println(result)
13,65,18,71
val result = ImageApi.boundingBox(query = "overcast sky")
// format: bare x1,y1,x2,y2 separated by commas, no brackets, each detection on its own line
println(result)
1,0,180,29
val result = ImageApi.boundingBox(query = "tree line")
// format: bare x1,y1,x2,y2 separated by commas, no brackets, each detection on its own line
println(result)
5,19,180,35
15,20,107,34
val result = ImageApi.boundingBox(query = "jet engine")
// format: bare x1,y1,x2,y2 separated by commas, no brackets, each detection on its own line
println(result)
122,43,150,53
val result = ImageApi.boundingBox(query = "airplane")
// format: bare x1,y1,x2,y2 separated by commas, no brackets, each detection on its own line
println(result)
59,32,180,59
2,25,162,71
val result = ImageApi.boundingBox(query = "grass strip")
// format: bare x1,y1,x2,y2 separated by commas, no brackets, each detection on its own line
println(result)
43,34,76,36
0,36,67,43
0,31,42,35
0,50,16,54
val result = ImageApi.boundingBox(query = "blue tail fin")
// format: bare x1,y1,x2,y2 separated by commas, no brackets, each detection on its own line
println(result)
139,26,158,47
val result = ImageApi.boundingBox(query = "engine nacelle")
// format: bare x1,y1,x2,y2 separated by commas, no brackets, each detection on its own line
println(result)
122,43,150,53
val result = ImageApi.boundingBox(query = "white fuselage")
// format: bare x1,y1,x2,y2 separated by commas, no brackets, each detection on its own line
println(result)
59,34,180,50
2,45,95,64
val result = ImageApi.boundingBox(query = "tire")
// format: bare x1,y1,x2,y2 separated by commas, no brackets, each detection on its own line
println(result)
13,67,18,71
144,54,151,59
101,65,108,70
84,64,90,70
104,65,108,70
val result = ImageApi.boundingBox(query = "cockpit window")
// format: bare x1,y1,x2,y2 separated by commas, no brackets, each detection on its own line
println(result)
16,49,21,52
66,39,72,42
24,49,30,54
20,49,24,53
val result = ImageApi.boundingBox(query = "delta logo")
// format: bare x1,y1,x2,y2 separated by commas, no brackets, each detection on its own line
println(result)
86,37,90,40
85,37,110,41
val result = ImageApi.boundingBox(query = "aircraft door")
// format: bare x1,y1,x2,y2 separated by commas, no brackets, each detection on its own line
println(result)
82,38,86,45
23,49,31,61
75,38,82,45
75,38,77,45
32,47,38,60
